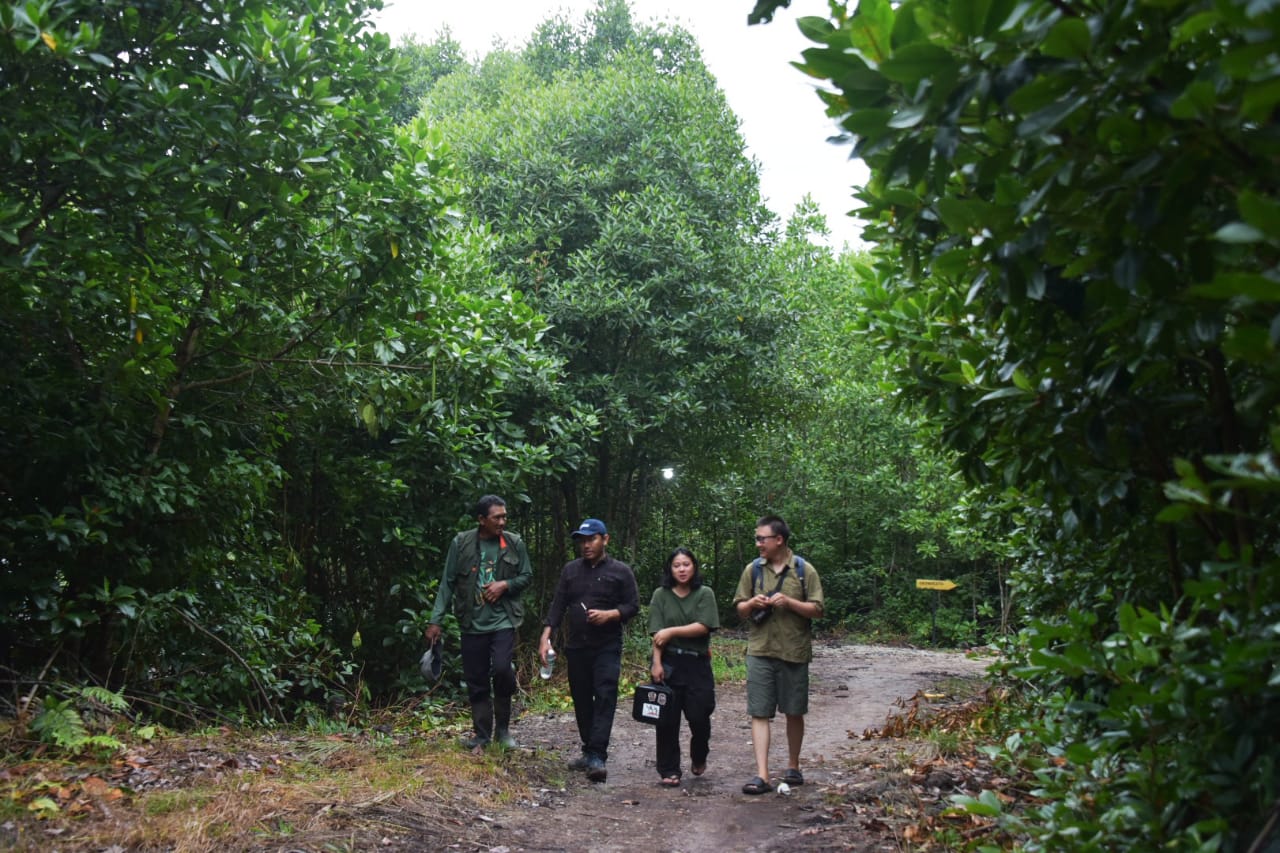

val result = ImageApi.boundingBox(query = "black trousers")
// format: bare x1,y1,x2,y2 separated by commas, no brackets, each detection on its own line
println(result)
655,653,716,779
565,640,622,761
460,628,517,738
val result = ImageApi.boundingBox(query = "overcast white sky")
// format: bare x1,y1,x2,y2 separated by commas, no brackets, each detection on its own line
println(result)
370,0,871,249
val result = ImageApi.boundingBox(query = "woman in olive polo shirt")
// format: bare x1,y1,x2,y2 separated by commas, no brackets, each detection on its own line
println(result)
647,547,720,786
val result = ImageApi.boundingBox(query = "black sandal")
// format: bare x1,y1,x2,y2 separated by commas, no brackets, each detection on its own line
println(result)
741,776,772,795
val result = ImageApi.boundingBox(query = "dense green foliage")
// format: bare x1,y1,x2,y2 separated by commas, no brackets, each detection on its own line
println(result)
752,0,1280,846
414,3,993,644
3,0,1011,771
424,3,778,532
9,0,1276,843
0,0,585,719
420,2,788,579
724,202,1006,644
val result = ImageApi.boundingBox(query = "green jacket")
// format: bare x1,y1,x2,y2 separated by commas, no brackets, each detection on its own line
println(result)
430,527,533,633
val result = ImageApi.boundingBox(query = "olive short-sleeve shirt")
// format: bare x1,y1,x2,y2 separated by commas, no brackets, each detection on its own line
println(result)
732,552,824,664
647,585,719,654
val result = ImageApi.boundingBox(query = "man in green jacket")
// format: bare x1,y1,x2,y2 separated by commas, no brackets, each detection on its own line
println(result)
425,495,533,751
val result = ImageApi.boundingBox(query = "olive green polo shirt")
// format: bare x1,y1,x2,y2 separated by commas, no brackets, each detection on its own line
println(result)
647,585,720,654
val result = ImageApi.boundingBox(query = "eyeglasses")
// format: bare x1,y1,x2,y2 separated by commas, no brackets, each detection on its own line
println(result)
754,534,779,543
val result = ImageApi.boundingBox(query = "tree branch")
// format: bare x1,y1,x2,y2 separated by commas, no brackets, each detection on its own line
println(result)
170,605,278,720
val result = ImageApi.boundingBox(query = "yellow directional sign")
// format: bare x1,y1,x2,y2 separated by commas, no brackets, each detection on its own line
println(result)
915,579,957,591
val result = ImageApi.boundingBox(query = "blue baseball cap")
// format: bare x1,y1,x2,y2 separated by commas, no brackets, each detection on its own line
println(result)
571,518,608,538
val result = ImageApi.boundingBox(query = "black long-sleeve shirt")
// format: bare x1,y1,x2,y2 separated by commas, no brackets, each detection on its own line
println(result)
545,555,639,650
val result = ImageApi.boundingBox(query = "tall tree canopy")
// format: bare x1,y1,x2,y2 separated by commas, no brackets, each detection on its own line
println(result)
750,0,1280,846
421,0,786,553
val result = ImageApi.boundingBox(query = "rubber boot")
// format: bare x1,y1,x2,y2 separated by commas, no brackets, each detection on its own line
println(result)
494,695,516,748
464,697,493,749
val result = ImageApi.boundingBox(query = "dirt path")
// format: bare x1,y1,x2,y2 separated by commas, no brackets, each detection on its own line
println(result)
447,640,992,852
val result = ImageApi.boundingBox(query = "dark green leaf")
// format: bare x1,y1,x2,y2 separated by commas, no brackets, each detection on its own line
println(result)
879,43,959,86
1016,94,1088,137
936,197,996,232
950,0,994,39
1041,18,1091,59
848,0,895,63
796,15,836,43
1242,77,1280,122
1190,273,1280,301
1238,190,1280,238
887,104,929,128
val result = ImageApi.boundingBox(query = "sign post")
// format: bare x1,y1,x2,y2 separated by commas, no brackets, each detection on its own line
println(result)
915,579,957,644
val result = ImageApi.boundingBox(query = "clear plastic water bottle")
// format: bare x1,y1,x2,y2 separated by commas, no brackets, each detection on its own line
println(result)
539,647,556,680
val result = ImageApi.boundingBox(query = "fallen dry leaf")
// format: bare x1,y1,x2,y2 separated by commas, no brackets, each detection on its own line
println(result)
81,777,110,796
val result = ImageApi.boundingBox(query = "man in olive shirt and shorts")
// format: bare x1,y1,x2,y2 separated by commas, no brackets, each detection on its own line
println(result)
733,514,825,795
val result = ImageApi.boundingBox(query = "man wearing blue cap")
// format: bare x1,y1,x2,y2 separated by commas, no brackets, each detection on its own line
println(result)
539,518,639,782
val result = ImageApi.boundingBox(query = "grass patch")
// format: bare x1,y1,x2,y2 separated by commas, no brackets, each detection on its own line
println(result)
520,673,577,716
142,788,218,816
711,634,749,682
0,715,566,852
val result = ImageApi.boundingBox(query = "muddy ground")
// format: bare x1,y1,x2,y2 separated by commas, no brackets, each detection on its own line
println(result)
432,640,995,853
0,640,996,852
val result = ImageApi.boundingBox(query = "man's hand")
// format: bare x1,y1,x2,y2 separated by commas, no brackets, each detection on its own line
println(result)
424,623,442,645
652,627,672,649
481,579,509,604
539,631,552,665
585,607,618,625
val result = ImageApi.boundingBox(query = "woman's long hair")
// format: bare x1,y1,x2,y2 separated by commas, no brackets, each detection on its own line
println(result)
661,547,703,590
